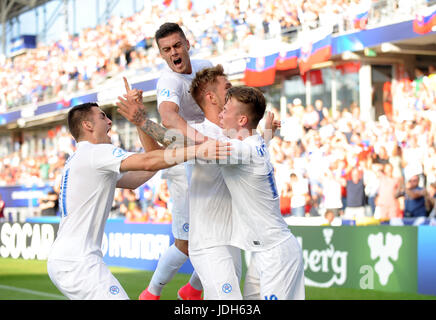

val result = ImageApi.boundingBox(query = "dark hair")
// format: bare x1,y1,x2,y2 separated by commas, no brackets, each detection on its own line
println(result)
155,22,186,46
225,86,266,129
67,102,99,141
190,64,226,108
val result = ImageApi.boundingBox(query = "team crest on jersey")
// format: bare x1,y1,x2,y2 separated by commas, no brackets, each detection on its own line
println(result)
112,147,127,158
160,88,170,97
183,223,189,232
222,283,232,294
109,285,120,295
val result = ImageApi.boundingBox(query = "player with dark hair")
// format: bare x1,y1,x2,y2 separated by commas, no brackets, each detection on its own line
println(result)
47,102,228,300
135,22,214,300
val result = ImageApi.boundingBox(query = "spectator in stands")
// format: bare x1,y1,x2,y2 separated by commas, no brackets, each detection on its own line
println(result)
0,193,5,221
302,104,320,132
280,181,292,217
375,163,401,220
403,174,428,218
290,172,309,217
428,182,436,218
321,162,344,217
139,183,154,212
38,188,59,216
344,167,366,219
314,99,329,128
363,159,382,216
110,189,125,218
323,209,336,226
153,180,170,209
373,145,390,165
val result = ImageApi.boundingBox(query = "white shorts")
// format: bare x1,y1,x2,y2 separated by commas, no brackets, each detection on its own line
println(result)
166,171,190,240
47,256,129,300
190,245,242,300
243,235,305,300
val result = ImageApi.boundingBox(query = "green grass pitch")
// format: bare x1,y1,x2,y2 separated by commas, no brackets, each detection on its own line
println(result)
0,258,435,300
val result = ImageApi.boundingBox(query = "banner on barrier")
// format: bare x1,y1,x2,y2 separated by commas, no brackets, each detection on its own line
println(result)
0,220,194,274
290,225,418,293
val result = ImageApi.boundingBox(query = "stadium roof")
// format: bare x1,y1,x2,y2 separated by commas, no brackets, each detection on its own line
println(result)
1,0,51,22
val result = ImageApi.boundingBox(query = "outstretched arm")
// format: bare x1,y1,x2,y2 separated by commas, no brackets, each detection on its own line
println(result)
119,139,230,173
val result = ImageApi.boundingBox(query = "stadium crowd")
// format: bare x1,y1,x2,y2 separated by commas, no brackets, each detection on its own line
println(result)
0,0,419,112
0,64,435,222
0,0,435,224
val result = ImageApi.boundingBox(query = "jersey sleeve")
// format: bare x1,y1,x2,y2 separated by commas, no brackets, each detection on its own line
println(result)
221,138,254,166
92,144,134,174
156,75,182,111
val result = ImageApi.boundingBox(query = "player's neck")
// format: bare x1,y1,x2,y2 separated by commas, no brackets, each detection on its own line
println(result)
204,110,220,126
235,127,255,140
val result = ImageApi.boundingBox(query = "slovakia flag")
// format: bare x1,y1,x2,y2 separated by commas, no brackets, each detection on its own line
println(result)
413,7,436,34
276,48,300,71
354,11,369,30
298,33,332,75
243,52,279,87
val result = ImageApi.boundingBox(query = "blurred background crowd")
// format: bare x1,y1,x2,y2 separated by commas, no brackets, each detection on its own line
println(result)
0,0,435,224
0,0,418,112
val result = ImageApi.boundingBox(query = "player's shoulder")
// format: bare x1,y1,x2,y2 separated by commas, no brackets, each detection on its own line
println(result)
192,59,213,70
84,142,127,157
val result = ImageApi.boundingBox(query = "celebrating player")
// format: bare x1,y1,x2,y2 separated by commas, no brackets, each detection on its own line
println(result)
217,86,305,300
136,22,213,300
46,102,229,300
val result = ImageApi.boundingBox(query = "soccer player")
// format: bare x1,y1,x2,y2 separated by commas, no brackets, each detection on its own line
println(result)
218,86,305,300
187,65,243,299
118,69,242,299
47,102,228,300
136,22,213,300
117,72,286,300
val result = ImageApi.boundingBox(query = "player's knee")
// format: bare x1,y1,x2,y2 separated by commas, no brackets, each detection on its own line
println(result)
174,239,189,256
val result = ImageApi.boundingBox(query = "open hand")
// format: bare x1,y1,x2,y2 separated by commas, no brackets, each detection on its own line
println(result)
195,139,232,161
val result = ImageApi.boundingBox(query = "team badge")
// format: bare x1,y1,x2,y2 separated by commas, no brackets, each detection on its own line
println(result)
109,285,120,295
222,283,232,294
112,147,127,158
160,88,170,97
183,223,189,232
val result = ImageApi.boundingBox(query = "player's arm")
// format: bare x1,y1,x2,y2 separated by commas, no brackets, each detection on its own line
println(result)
159,101,206,144
117,95,191,148
116,171,157,189
119,139,230,173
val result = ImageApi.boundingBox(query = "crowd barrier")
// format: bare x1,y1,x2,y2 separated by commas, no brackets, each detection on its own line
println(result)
0,218,435,296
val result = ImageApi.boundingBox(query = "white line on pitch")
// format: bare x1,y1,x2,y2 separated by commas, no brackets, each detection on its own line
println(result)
0,284,66,300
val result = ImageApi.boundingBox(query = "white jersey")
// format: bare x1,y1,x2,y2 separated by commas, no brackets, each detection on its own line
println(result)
187,119,233,251
156,59,212,178
220,134,292,252
49,141,133,261
156,59,213,123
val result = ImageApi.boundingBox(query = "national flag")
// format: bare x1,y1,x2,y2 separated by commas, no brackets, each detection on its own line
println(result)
163,0,172,7
276,48,300,71
301,69,324,86
336,62,361,74
413,7,436,34
354,10,369,30
298,33,332,75
243,52,279,87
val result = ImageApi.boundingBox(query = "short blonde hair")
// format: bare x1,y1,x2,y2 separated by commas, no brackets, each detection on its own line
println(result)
190,64,226,109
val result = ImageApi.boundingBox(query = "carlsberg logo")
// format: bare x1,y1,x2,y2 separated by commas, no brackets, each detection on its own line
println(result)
298,228,348,287
368,232,402,286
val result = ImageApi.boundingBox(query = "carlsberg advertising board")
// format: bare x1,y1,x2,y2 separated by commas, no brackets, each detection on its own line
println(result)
290,225,418,293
